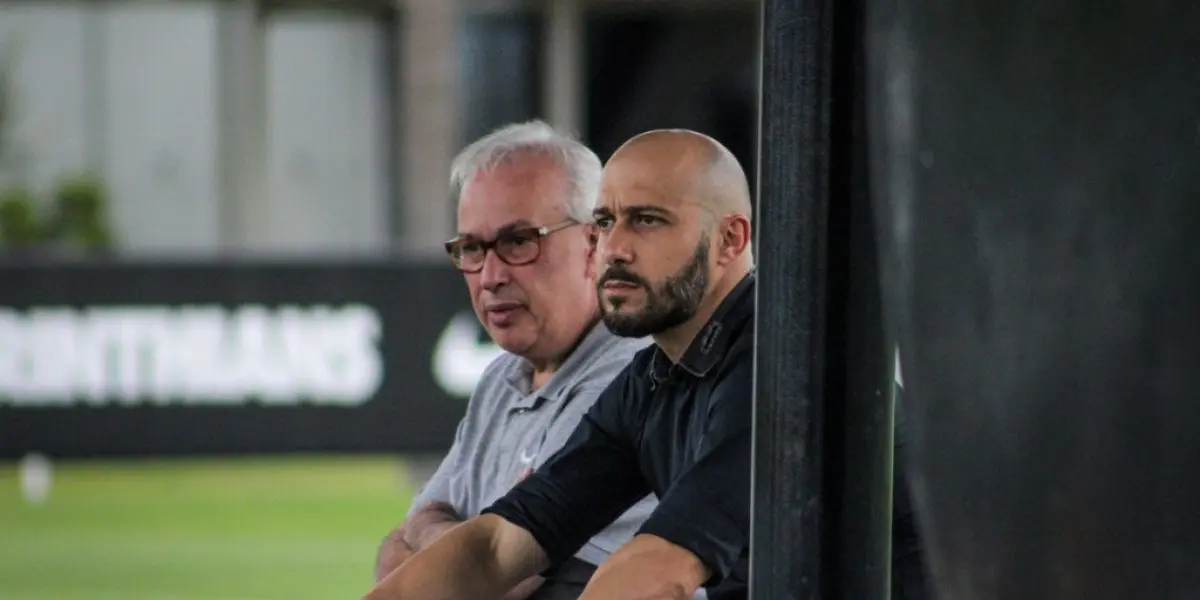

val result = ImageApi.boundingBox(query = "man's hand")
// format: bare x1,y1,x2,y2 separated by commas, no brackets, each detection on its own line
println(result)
578,535,708,600
374,502,464,582
375,528,418,582
402,501,465,551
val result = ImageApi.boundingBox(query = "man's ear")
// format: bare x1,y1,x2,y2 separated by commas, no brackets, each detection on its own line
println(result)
717,214,752,265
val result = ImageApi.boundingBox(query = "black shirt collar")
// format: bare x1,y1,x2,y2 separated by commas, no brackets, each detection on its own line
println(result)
649,270,756,384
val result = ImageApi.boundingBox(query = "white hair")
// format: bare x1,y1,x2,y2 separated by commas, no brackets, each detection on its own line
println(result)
449,120,601,223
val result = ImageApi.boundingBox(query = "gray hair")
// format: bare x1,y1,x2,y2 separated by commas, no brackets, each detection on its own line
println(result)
449,120,601,223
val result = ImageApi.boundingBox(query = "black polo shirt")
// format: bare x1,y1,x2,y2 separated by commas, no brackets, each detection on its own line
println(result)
484,271,757,599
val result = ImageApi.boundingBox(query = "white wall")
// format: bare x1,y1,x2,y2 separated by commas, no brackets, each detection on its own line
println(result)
0,2,392,256
102,3,223,253
0,5,89,193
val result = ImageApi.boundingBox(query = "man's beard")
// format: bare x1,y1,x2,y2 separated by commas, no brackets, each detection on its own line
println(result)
598,235,710,338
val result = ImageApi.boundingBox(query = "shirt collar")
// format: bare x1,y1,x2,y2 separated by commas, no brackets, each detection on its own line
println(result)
649,270,756,384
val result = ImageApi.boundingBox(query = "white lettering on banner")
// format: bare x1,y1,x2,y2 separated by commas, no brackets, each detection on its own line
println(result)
0,304,384,408
432,312,503,399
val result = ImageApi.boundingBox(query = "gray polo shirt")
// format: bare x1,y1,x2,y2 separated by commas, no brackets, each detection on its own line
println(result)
408,321,654,567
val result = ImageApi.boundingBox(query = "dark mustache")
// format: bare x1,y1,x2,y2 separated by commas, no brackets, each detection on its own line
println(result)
598,267,647,288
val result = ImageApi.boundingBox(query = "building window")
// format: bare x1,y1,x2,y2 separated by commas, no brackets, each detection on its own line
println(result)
261,5,398,253
457,11,544,145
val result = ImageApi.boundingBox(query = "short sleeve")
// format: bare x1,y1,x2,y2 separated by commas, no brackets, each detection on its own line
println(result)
636,344,753,585
483,364,651,571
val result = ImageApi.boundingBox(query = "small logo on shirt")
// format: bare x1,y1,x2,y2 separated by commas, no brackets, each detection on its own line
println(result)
698,321,723,354
514,448,537,487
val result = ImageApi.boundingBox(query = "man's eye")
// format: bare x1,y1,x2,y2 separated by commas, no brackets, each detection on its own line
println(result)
500,234,534,247
460,242,482,253
634,214,660,226
593,216,614,229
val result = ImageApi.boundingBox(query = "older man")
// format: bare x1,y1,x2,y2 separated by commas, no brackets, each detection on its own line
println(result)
373,121,652,600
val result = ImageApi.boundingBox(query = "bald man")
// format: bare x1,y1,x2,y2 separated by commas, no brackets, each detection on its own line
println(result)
363,129,755,600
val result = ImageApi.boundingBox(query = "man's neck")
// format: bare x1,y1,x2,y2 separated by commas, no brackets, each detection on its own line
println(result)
653,265,751,364
530,367,557,392
526,314,600,390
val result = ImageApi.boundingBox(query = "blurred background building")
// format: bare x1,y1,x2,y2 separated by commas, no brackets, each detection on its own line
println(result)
0,1,759,598
0,0,757,257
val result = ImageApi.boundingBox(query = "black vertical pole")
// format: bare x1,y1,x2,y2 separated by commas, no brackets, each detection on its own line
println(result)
753,0,892,597
751,1,835,596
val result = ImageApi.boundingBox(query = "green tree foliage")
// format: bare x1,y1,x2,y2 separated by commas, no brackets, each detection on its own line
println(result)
0,43,116,254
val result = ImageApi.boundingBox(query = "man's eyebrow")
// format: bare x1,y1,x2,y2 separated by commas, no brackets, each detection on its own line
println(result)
495,220,535,235
456,219,534,239
620,205,674,219
593,205,672,217
626,204,672,215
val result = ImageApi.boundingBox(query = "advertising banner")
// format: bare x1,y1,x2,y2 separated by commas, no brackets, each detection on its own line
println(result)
0,260,501,458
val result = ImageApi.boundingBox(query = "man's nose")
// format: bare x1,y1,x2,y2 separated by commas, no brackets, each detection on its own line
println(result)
598,228,634,266
478,250,510,291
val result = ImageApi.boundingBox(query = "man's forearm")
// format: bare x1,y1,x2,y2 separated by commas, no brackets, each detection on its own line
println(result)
378,521,545,599
363,515,542,600
579,571,693,600
577,535,706,600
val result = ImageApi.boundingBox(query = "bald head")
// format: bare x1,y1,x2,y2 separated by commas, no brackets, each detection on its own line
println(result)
607,129,753,221
594,129,754,353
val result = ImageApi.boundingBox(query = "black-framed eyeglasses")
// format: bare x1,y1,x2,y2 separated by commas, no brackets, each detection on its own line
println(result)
444,219,581,273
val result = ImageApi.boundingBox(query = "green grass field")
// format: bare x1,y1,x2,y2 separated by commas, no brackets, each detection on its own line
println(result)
0,455,418,600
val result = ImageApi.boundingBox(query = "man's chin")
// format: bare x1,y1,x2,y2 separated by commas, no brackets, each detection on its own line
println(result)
602,295,647,313
483,318,533,347
491,331,537,356
601,313,653,338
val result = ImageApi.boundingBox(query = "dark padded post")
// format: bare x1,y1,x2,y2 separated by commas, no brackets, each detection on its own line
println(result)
866,0,1200,597
754,0,894,596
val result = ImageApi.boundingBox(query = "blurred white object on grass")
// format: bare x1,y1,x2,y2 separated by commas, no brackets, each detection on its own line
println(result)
18,452,53,505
